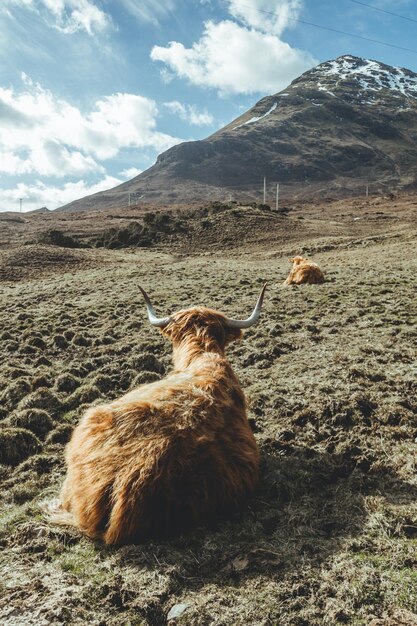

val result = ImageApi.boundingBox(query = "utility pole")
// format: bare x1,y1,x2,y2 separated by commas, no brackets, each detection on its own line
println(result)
263,177,266,204
19,198,22,213
275,183,280,211
128,192,131,207
365,183,369,198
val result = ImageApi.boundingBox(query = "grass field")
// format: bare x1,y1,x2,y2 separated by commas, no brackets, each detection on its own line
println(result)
0,195,416,625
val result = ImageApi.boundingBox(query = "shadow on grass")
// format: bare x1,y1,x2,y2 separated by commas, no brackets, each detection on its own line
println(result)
105,444,417,594
4,443,416,625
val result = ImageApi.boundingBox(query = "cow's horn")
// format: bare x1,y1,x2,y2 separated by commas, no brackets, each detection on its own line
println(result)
225,283,267,329
139,286,171,328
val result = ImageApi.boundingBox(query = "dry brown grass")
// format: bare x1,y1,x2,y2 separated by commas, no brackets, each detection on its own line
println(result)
0,194,416,625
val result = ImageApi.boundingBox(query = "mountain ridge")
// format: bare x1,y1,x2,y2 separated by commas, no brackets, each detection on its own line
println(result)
59,55,417,212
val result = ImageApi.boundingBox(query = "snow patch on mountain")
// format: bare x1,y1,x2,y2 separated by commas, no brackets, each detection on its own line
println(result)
316,55,417,100
233,102,277,130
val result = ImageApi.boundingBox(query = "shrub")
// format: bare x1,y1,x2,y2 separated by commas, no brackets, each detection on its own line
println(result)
65,385,101,410
27,336,47,350
143,212,156,225
11,482,41,504
0,428,42,466
94,215,184,249
55,373,80,394
46,423,74,444
131,371,160,386
31,375,51,390
95,222,155,249
2,379,31,406
53,334,68,350
209,201,229,213
99,335,116,345
10,409,54,439
90,374,113,393
130,352,164,374
7,367,30,380
18,388,62,413
19,453,59,474
72,333,91,347
39,229,85,248
35,356,52,367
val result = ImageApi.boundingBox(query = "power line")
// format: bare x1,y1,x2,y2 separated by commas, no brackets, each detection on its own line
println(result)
233,2,417,54
291,20,417,55
346,0,417,25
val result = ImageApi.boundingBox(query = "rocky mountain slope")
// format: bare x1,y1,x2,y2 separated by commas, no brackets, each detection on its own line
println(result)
60,55,417,211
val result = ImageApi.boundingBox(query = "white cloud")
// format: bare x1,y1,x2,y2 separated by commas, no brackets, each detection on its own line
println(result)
0,74,181,177
0,152,31,175
83,92,181,158
117,0,176,26
5,0,110,35
0,144,102,176
0,175,123,212
151,19,316,95
228,0,303,35
120,167,142,179
164,101,214,126
227,0,302,35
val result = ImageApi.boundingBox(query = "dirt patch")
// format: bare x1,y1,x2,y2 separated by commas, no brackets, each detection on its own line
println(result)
0,245,112,282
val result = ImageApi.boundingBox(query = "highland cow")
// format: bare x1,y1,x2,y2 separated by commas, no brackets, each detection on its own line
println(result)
48,285,266,545
284,256,325,285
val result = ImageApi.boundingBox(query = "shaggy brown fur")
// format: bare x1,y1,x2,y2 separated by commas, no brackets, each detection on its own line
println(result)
50,307,260,545
284,255,325,285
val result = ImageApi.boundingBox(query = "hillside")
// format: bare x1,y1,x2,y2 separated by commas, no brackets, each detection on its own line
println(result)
1,194,417,624
59,55,417,212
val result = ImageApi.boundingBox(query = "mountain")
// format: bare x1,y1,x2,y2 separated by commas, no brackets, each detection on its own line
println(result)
59,55,417,211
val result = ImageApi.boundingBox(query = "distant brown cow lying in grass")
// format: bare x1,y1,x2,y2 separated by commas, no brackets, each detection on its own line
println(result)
283,256,325,285
47,285,266,545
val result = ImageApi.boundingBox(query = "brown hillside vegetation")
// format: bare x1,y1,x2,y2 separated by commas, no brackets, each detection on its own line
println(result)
0,194,416,625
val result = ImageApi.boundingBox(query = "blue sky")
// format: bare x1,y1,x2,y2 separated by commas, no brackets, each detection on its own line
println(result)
1,0,417,212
